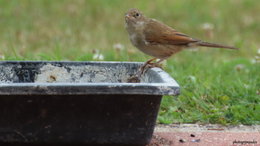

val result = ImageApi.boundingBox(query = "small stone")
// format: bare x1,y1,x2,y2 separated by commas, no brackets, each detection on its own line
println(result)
179,139,185,143
191,139,201,142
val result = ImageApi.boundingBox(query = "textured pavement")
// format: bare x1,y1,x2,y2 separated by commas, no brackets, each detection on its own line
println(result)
149,124,260,146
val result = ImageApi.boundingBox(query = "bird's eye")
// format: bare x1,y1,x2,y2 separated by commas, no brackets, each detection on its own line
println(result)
135,13,139,17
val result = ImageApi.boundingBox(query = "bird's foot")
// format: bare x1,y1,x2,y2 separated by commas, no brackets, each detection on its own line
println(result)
127,58,165,83
140,58,157,74
140,59,165,74
147,62,163,68
127,59,156,83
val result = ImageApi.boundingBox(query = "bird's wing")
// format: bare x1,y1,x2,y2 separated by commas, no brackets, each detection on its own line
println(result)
144,19,199,45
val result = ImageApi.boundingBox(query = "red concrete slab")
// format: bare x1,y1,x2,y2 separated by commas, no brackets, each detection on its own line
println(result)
149,124,260,146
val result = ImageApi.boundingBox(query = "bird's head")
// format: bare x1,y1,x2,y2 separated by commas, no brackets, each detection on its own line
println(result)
125,8,145,27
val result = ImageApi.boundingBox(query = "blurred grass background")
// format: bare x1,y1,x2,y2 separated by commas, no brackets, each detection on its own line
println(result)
0,0,259,125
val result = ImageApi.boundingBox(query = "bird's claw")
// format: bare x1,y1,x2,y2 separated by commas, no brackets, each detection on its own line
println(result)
127,58,164,83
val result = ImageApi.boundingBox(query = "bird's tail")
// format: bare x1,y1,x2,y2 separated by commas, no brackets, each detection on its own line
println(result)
197,41,239,50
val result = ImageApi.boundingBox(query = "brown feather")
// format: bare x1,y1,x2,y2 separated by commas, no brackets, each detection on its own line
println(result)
197,41,239,49
144,19,199,45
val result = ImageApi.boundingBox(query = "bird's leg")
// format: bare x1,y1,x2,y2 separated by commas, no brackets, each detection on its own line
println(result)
139,58,157,74
127,58,157,83
150,58,166,68
128,58,165,83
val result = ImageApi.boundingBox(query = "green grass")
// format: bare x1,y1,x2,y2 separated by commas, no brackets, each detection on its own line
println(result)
0,0,259,125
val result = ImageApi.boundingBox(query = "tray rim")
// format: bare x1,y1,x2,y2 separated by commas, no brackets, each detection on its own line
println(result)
0,61,180,95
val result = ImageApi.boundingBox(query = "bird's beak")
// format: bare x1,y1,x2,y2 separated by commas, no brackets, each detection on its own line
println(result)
125,14,130,19
125,14,131,23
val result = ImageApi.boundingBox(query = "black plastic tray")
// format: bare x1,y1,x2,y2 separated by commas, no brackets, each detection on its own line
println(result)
0,61,180,145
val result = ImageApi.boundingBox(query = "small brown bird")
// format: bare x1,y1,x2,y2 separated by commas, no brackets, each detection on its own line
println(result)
125,8,238,72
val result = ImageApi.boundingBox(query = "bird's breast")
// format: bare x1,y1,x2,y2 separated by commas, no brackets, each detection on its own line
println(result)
129,32,145,47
